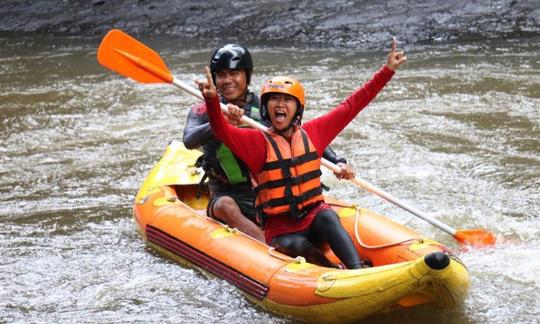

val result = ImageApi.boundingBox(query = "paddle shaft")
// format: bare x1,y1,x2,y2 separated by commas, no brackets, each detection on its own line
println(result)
348,173,457,236
352,178,457,236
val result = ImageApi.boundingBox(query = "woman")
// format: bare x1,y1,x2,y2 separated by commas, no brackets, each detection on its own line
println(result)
197,39,406,269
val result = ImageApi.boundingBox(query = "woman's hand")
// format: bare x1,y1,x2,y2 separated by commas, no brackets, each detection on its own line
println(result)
224,103,244,126
386,37,407,71
195,66,218,100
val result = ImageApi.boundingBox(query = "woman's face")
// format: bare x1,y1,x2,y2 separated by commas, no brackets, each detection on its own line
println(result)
266,93,298,131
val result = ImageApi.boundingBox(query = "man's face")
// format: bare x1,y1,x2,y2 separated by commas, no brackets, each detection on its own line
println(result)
215,69,248,102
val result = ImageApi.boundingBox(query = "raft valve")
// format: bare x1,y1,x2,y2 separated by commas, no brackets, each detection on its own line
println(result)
424,252,450,270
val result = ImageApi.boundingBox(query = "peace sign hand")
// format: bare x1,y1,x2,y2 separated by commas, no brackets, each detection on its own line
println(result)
386,37,407,71
195,66,218,100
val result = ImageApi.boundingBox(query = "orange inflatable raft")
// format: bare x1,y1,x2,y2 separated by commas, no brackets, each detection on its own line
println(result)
133,141,470,323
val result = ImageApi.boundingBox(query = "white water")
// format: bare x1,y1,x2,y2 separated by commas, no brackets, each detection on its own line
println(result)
0,34,538,323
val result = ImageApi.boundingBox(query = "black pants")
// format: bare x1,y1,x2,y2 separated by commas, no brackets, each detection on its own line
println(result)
270,208,362,269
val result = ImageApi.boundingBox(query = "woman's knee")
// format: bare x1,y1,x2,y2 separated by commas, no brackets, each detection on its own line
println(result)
313,209,340,229
272,235,311,257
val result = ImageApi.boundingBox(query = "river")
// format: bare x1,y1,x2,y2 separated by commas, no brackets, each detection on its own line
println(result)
1,33,538,323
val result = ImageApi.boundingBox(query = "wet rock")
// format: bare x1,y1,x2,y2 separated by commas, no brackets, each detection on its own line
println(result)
0,0,538,48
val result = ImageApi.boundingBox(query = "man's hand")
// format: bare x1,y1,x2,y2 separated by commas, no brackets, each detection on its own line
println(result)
333,162,356,180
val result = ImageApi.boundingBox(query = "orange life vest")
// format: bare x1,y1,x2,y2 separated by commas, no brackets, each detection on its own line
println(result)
254,127,324,220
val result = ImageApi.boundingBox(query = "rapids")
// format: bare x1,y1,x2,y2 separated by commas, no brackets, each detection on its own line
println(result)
0,33,538,323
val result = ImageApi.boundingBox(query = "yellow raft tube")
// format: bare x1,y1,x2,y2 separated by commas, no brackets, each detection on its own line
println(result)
133,140,470,323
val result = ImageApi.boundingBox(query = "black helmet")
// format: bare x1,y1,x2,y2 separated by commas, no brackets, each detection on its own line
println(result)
210,44,253,84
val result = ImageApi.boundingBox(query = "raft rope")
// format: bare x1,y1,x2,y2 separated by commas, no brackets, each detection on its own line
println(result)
352,204,418,249
268,247,307,263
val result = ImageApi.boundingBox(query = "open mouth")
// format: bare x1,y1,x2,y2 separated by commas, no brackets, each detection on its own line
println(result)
274,111,287,122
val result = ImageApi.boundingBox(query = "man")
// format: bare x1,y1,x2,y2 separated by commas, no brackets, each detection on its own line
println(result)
183,44,354,242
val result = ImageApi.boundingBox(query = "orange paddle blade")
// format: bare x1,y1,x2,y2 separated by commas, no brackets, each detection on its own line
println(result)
97,29,173,84
454,229,496,247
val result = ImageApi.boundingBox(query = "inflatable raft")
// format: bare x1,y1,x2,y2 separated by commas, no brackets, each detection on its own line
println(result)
133,140,470,323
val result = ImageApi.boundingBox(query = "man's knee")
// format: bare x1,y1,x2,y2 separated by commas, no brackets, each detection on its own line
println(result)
212,196,244,223
213,196,238,213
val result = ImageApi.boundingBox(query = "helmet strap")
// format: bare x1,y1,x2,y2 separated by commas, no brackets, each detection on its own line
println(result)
292,106,304,125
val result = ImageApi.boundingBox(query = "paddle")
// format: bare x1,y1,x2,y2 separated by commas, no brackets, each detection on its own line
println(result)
97,29,496,248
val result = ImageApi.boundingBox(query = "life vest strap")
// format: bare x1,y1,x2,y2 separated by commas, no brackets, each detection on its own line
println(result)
257,186,323,211
262,151,319,171
254,169,322,193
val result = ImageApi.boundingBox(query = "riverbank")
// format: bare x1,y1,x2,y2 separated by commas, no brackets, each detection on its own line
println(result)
1,0,539,48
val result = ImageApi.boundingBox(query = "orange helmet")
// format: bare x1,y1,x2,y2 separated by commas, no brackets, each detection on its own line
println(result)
260,76,305,123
